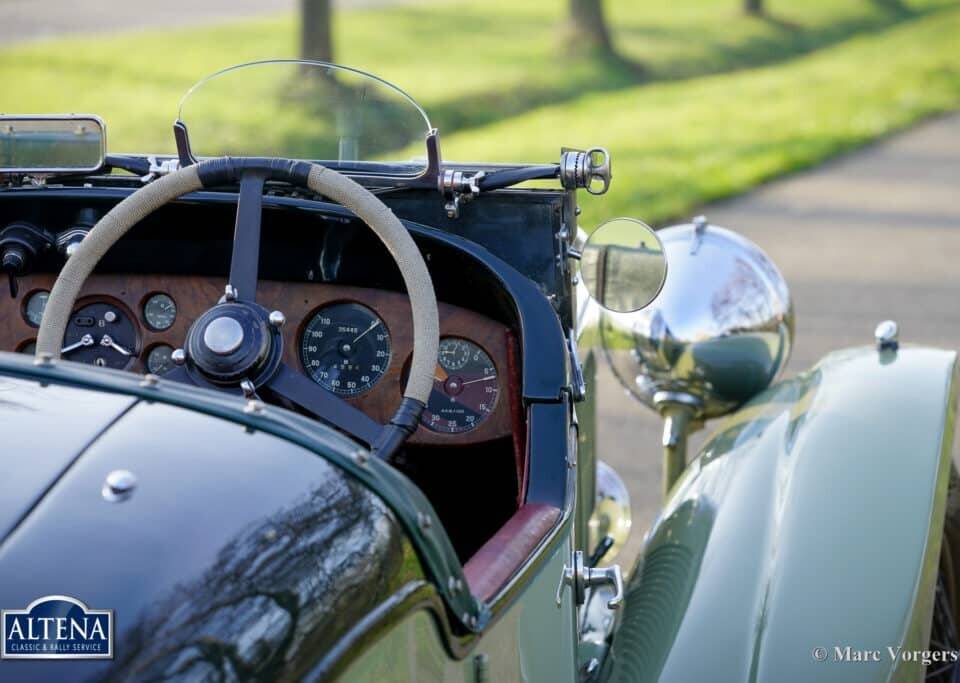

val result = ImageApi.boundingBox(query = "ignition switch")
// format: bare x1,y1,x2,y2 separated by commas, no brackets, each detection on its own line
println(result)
0,222,55,298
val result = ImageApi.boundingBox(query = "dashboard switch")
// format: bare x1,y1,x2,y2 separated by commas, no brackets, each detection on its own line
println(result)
0,222,55,298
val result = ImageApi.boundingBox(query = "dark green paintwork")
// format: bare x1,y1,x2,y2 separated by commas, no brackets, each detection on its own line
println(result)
606,345,958,682
0,351,483,631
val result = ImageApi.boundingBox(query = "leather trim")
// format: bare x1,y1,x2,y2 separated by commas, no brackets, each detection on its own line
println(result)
463,503,562,602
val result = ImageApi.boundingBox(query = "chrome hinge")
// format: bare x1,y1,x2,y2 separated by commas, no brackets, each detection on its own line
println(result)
556,550,624,610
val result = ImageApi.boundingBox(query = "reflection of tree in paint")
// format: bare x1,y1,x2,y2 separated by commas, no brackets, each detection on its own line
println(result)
99,471,413,682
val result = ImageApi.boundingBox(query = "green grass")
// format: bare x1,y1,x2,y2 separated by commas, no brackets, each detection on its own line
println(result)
1,0,959,225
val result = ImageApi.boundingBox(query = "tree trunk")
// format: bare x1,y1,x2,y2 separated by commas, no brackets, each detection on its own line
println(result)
300,0,333,63
568,0,614,55
744,0,763,15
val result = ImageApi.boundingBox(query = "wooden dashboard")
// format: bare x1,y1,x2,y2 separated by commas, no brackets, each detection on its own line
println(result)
1,274,520,446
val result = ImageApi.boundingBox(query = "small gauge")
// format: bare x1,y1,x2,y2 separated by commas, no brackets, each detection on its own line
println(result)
438,337,471,371
143,293,177,331
24,290,49,327
422,338,499,434
301,303,391,396
146,344,176,375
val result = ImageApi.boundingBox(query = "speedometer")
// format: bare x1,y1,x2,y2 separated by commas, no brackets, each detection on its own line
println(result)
300,303,391,396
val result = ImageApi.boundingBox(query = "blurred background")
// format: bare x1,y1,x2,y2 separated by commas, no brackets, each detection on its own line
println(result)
2,0,958,570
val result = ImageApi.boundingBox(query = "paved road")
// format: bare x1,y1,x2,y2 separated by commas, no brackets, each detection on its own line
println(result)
602,112,960,572
0,0,412,45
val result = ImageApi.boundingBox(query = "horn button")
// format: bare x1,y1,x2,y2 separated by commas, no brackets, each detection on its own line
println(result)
185,303,280,385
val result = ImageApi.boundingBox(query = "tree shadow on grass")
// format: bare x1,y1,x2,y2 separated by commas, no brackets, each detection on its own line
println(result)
424,2,945,137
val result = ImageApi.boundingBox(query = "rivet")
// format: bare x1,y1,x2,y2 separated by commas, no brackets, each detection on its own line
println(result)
34,352,54,367
140,373,160,388
102,469,137,503
244,400,266,415
354,449,369,466
418,512,432,530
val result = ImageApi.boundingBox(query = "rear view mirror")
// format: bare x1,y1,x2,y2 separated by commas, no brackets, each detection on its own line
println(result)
0,115,105,174
581,217,667,313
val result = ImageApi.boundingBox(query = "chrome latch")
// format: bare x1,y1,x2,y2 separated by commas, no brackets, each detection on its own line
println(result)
556,550,624,610
560,148,612,196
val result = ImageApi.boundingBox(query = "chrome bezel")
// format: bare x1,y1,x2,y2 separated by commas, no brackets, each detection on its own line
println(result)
0,114,106,175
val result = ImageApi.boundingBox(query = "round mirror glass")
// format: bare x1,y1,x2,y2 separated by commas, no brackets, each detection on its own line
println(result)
581,217,667,313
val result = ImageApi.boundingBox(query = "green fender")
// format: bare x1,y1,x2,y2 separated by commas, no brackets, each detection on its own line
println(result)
605,346,958,683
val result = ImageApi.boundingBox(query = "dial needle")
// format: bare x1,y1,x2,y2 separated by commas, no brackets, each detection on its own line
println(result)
461,375,497,386
62,334,95,354
352,320,380,344
100,334,133,356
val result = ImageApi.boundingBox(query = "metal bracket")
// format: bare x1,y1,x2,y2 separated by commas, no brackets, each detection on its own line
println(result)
140,156,181,183
556,550,624,610
567,330,587,401
560,147,612,195
439,168,485,219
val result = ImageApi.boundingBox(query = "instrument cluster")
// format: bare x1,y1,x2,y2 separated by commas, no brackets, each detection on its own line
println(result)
299,303,501,434
6,275,513,444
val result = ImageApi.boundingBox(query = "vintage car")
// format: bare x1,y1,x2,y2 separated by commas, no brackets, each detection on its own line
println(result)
0,60,956,682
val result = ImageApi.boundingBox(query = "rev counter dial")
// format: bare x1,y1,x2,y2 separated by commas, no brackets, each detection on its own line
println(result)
421,338,499,434
300,302,391,396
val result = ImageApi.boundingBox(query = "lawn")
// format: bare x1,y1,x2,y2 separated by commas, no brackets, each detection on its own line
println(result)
1,0,958,226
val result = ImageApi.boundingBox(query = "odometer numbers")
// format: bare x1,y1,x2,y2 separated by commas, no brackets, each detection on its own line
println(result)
300,303,391,396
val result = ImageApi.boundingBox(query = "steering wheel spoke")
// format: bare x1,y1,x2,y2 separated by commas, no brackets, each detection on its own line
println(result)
228,170,267,303
263,363,383,447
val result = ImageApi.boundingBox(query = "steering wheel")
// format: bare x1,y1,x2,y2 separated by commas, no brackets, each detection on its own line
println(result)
35,158,439,459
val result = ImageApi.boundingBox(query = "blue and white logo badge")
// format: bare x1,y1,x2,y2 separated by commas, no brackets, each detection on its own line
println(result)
2,595,113,659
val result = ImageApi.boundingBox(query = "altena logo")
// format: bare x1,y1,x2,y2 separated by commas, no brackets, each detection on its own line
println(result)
1,595,113,659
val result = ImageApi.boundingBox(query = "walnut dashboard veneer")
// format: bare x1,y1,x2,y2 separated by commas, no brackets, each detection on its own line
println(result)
2,274,518,446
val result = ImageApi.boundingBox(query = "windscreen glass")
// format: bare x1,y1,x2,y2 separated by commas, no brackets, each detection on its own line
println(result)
178,60,431,175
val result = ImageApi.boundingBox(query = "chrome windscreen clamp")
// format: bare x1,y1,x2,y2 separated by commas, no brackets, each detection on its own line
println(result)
140,156,181,183
440,168,484,219
560,148,612,195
